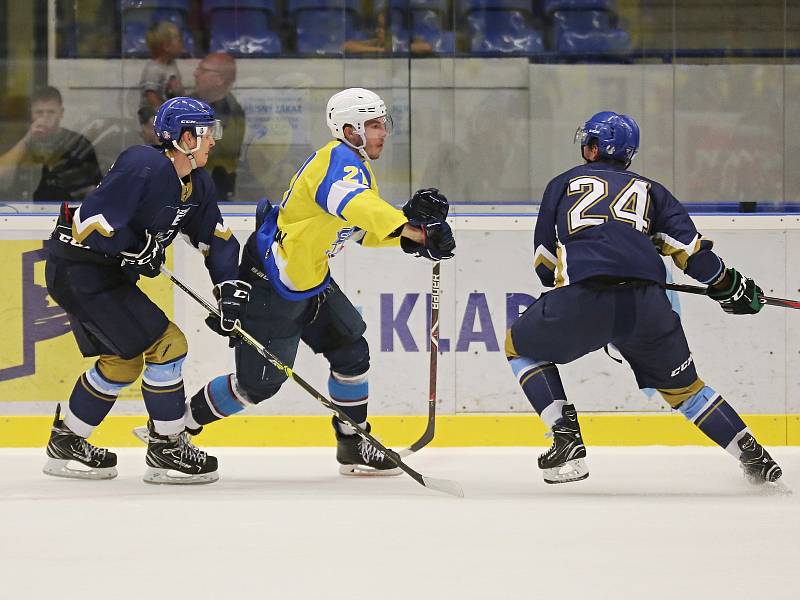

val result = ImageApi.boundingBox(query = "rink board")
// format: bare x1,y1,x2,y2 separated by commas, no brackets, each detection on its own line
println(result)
2,413,798,447
1,214,799,445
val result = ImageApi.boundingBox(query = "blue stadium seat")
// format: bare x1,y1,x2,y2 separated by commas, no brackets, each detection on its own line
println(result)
288,0,365,56
376,0,454,54
121,0,194,58
204,0,282,56
547,5,631,54
554,26,630,53
551,10,611,32
461,0,545,56
543,0,614,13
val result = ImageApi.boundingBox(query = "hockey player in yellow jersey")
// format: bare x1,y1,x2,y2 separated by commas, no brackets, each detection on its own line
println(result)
184,88,456,474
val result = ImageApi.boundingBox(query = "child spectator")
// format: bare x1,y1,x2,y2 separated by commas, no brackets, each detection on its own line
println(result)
139,21,185,110
0,86,101,201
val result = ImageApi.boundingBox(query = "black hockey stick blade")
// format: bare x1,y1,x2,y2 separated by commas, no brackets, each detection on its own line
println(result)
160,266,463,498
399,261,440,458
664,282,800,310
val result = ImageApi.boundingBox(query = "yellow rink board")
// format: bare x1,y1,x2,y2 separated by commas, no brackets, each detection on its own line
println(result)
1,414,798,447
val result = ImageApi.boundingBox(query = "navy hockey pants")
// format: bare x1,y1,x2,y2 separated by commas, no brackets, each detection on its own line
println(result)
45,256,169,359
509,281,699,392
234,277,368,401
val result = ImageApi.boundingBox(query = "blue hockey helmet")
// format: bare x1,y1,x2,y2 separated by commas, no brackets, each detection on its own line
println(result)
575,111,639,165
154,97,222,145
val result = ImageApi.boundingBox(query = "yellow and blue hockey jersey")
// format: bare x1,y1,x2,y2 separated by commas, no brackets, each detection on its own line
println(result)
253,140,407,299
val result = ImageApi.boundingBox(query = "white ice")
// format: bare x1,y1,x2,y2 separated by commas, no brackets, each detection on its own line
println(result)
2,447,798,600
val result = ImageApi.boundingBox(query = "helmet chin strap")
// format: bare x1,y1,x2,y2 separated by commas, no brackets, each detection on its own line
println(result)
171,137,202,170
342,129,370,161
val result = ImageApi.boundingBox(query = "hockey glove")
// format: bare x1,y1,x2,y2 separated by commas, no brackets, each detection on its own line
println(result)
401,220,456,261
208,280,252,336
708,268,764,314
120,232,165,278
402,188,449,223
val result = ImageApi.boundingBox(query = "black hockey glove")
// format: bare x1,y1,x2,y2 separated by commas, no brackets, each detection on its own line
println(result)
206,280,252,337
402,188,449,223
401,220,456,261
120,232,165,278
708,268,764,315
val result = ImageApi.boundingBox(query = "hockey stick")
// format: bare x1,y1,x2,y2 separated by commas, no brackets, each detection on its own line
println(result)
161,265,463,498
665,282,800,310
399,261,440,457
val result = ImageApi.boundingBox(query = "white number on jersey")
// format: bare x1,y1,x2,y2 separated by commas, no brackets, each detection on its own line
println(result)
610,179,651,232
567,176,651,235
567,176,607,233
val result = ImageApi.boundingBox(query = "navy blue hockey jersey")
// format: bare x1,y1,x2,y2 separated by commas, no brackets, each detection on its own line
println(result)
534,160,723,288
56,145,239,284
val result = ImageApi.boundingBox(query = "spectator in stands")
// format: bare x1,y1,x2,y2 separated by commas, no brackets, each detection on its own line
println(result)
136,106,160,145
139,21,185,110
192,52,245,201
344,11,433,56
0,86,101,202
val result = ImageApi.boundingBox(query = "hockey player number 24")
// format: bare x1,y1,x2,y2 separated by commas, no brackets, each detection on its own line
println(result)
567,176,651,234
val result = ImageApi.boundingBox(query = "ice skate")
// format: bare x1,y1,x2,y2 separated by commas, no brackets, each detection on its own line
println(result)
334,417,401,476
538,404,589,484
143,421,218,484
42,404,117,480
738,433,788,493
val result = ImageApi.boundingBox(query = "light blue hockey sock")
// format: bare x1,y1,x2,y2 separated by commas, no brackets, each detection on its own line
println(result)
508,357,568,428
678,386,749,457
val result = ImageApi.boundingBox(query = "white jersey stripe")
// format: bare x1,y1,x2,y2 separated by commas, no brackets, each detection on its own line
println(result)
326,179,367,216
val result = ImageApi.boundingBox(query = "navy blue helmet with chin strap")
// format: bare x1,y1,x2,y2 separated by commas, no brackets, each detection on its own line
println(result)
575,111,640,165
154,97,222,145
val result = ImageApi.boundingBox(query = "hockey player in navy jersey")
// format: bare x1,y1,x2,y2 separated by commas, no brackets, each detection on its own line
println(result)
43,97,249,484
506,111,782,487
176,88,455,475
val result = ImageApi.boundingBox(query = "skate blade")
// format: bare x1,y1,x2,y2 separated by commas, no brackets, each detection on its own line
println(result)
43,458,117,480
338,464,402,477
771,480,793,495
143,467,219,485
542,458,589,485
132,426,149,444
756,479,793,496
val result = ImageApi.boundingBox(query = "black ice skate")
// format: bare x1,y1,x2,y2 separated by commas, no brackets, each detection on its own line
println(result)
143,421,218,485
538,404,589,484
42,404,118,480
738,433,782,485
334,417,402,476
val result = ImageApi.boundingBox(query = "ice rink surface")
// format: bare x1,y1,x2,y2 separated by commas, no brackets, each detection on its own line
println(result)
2,446,798,600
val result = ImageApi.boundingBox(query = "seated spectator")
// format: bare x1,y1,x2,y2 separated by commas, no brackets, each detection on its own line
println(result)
136,105,160,145
344,12,433,56
0,86,101,202
192,52,245,201
139,21,185,110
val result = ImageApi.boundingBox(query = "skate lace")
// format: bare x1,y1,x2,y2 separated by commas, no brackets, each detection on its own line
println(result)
177,433,206,465
77,437,106,461
536,430,555,460
357,438,385,464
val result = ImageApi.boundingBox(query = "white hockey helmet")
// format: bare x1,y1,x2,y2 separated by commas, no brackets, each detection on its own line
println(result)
326,87,390,159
